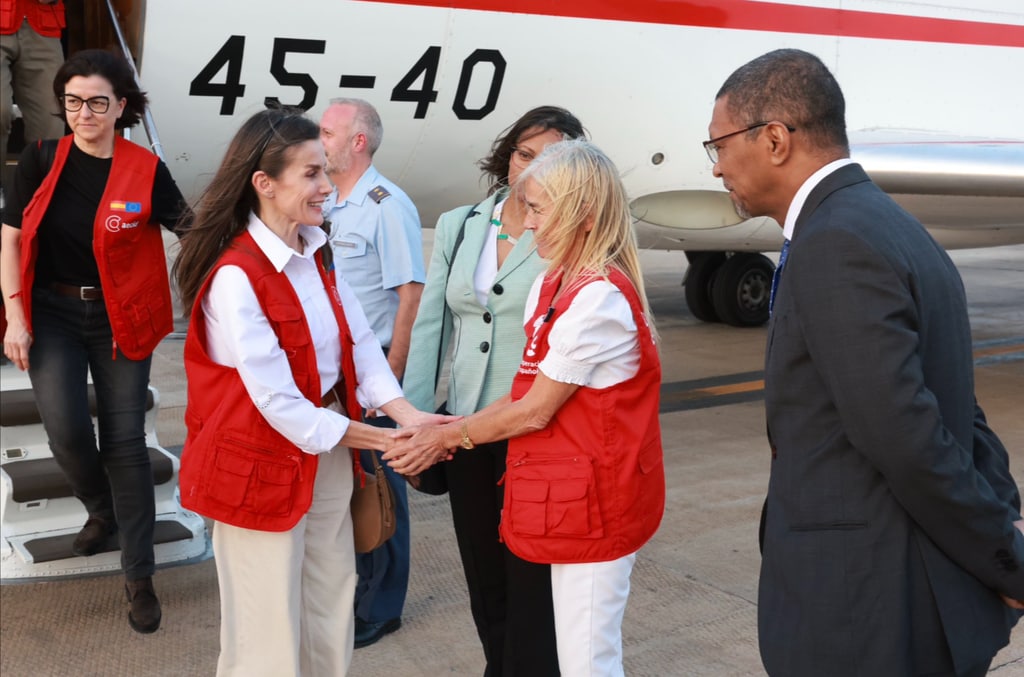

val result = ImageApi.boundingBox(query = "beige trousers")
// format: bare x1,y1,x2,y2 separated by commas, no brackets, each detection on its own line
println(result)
213,446,355,677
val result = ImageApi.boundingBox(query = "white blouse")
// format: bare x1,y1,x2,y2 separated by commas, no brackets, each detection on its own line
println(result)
201,214,403,455
523,276,641,389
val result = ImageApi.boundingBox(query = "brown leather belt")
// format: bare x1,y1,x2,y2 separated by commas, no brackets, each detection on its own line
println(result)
322,386,341,410
49,282,102,301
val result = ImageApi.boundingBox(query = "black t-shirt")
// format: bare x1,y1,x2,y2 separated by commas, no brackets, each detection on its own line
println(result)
6,139,189,287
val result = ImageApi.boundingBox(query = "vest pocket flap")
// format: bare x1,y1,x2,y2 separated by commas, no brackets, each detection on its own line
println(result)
258,461,297,485
513,479,549,503
549,478,588,502
265,303,311,348
216,451,255,477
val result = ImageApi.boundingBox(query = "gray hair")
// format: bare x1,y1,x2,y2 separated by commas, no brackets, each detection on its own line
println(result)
328,97,384,155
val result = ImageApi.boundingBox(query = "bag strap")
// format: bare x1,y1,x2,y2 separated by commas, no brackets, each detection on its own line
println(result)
435,202,479,389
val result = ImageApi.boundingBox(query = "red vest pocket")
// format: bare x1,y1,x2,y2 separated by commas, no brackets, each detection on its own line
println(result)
209,437,299,518
505,455,604,539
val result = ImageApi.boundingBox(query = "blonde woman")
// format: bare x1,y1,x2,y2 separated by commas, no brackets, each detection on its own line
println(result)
388,138,665,676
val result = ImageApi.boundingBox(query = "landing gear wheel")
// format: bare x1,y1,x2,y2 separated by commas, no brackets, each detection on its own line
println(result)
683,252,726,322
710,253,775,327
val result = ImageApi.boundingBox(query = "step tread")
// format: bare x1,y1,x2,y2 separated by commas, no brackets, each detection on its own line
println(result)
0,387,155,428
2,447,175,502
23,519,195,564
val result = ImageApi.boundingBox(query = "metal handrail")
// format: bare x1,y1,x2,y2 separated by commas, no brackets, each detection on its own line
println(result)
103,0,164,161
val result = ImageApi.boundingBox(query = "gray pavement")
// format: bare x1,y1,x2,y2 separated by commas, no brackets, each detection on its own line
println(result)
2,242,1023,676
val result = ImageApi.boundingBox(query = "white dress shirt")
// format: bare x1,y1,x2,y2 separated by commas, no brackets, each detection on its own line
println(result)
782,158,855,240
523,276,640,389
202,213,404,454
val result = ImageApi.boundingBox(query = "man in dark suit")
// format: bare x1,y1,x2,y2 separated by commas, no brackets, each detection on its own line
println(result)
705,48,1024,676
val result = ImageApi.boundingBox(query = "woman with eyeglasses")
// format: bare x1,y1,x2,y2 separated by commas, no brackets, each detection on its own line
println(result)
173,107,449,675
402,106,585,676
0,49,189,633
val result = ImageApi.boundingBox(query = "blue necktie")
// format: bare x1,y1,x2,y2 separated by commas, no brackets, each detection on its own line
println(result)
769,238,790,316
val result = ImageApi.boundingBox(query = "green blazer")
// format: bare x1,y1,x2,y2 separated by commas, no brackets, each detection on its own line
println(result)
404,191,547,416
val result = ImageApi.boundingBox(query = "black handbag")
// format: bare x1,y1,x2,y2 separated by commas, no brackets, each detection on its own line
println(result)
405,203,478,496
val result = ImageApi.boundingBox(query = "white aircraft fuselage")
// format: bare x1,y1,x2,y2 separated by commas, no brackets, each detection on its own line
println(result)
126,0,1024,324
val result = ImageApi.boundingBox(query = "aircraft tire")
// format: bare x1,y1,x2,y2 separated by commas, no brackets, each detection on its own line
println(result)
710,253,775,327
683,252,726,322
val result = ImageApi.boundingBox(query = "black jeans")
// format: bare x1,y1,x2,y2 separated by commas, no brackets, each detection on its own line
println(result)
445,440,560,676
28,288,155,580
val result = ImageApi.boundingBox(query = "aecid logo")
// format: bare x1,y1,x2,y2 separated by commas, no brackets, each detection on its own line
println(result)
105,214,140,232
106,200,142,232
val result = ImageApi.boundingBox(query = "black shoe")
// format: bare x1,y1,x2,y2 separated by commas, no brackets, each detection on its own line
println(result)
125,576,162,634
354,617,401,648
71,517,116,557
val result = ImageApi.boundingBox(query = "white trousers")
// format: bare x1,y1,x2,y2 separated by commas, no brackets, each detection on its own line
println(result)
213,446,355,677
550,552,637,677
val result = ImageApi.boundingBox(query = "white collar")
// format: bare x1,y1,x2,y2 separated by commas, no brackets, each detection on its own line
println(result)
246,212,327,272
782,158,855,240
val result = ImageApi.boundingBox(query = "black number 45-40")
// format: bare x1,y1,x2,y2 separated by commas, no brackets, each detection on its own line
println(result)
189,36,506,120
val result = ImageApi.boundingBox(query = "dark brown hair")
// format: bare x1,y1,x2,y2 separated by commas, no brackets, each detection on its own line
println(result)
173,107,319,313
52,49,147,130
477,105,586,194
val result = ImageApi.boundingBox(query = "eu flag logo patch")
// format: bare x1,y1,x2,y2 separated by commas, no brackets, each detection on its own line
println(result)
110,201,142,213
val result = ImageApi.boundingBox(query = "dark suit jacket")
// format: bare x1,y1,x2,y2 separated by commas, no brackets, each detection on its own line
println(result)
759,163,1023,676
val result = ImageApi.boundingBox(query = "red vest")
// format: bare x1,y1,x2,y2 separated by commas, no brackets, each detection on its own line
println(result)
18,135,172,360
500,268,665,564
0,0,65,36
179,231,363,532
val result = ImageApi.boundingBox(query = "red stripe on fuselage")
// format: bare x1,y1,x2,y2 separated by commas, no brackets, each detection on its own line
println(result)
359,0,1024,48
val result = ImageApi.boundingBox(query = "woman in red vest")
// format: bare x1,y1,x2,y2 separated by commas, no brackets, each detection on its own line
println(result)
173,107,450,676
387,138,666,676
0,49,188,633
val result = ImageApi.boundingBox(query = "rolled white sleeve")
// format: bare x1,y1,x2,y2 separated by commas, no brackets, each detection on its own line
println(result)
538,281,640,388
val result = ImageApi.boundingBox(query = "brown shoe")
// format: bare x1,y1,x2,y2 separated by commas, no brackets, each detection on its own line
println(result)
71,517,116,557
125,577,162,634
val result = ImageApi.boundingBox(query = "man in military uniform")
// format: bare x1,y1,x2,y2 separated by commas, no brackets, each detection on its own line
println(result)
319,97,424,648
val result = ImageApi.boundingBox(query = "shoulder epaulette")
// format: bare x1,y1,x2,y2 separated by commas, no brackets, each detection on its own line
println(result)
368,185,391,203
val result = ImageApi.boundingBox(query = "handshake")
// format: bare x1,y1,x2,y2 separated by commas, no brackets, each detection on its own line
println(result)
378,412,465,477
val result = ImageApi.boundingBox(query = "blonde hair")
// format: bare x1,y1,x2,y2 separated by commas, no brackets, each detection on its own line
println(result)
517,138,655,335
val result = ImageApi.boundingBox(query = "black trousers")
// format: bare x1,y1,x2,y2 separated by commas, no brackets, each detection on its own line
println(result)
444,440,560,677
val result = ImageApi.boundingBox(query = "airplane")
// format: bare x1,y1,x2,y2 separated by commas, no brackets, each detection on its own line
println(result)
129,0,1024,327
2,0,1023,580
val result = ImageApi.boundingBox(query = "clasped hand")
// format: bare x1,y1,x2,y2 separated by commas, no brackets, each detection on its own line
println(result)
383,420,461,476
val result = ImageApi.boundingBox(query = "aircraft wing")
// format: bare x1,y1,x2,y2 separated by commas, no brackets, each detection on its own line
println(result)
633,131,1024,252
851,132,1024,248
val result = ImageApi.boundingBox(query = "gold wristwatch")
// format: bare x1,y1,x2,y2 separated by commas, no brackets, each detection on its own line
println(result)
459,420,475,450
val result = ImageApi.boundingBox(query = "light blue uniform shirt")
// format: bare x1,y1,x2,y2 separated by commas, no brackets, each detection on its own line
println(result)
323,165,425,348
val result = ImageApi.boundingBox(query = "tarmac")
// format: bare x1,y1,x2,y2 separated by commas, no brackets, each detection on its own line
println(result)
1,241,1023,676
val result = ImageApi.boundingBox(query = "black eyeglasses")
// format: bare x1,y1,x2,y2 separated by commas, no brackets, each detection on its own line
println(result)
60,94,111,114
702,121,796,163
